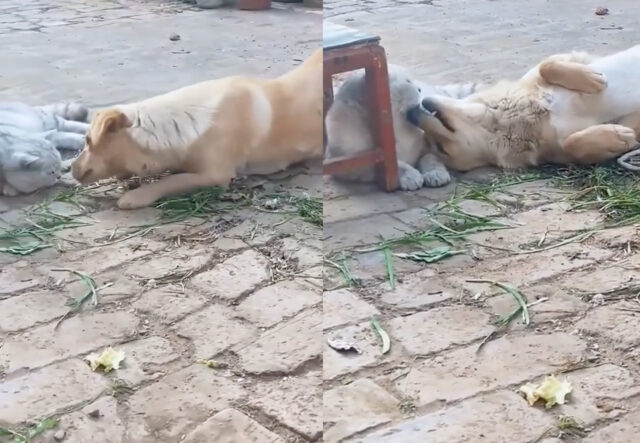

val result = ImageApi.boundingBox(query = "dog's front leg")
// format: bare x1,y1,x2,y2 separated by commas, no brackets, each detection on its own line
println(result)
417,153,451,188
117,171,234,210
562,124,638,164
538,60,607,94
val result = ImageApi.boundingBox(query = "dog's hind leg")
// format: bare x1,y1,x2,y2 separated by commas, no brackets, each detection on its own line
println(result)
538,59,607,94
117,171,235,210
562,124,638,164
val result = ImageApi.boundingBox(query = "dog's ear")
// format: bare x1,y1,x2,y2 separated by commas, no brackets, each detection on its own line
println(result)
89,109,131,149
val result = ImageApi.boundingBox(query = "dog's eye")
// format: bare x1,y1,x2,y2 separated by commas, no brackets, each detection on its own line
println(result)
417,87,422,93
85,135,92,146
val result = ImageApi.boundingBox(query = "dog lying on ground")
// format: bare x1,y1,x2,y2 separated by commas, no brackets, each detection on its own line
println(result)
325,66,482,190
71,49,323,209
407,45,640,172
0,102,89,196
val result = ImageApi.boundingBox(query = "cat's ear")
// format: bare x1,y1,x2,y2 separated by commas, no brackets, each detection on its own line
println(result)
89,109,131,149
13,152,40,169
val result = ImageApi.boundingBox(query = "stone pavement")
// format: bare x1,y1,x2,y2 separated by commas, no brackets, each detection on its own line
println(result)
323,0,640,442
0,1,321,442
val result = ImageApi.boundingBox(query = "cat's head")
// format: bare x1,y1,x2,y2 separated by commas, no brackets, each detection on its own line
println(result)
3,144,62,194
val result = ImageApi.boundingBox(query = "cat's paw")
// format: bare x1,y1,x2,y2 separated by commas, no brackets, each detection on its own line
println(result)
398,164,424,191
422,167,451,188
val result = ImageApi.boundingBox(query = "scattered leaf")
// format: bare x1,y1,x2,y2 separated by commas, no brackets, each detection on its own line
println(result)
370,317,391,354
395,246,465,263
197,359,229,369
383,247,395,289
519,375,573,408
86,347,126,372
327,338,362,354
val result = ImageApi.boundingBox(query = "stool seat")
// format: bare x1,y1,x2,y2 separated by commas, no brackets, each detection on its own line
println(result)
323,22,380,51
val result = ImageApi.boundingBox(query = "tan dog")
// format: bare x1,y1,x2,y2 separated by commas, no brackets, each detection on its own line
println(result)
72,49,323,209
407,45,640,172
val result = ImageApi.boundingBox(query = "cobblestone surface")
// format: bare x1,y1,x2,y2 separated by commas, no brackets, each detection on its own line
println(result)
0,1,321,441
323,0,640,441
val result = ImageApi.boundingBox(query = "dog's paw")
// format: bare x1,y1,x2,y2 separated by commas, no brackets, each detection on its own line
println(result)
422,167,452,188
613,126,638,148
117,190,155,210
398,165,425,191
581,70,607,94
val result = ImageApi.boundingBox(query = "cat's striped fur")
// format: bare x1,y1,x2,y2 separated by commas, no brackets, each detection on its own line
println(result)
0,101,90,196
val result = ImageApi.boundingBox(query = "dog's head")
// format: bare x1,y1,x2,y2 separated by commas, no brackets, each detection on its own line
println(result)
406,96,494,171
71,109,149,184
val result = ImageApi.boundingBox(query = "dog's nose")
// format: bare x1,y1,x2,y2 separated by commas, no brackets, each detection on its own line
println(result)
421,98,440,115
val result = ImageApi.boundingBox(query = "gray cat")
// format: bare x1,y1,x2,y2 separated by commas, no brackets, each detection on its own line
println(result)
325,66,482,191
0,102,90,196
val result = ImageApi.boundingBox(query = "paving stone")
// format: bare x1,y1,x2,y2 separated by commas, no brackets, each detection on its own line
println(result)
249,371,322,440
472,203,602,250
56,396,125,443
212,236,249,251
190,249,270,299
323,288,379,330
0,311,138,373
361,391,554,442
592,225,640,249
126,365,246,442
125,247,212,280
487,285,588,325
324,214,413,252
182,409,284,443
132,288,208,324
323,191,409,224
37,238,166,280
399,333,586,406
280,237,322,270
451,244,613,295
0,360,110,423
553,364,640,425
0,290,68,332
58,208,163,240
237,279,320,328
577,303,640,349
173,305,257,359
380,268,454,309
62,270,142,304
238,310,321,374
114,336,178,385
387,306,494,356
324,378,401,443
562,265,640,295
583,408,640,443
0,261,42,295
324,320,401,380
345,249,423,286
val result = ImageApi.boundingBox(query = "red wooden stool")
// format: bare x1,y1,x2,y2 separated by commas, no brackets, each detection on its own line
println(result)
323,21,399,191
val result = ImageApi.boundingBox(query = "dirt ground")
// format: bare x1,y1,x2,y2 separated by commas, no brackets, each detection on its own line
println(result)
0,1,322,442
323,0,640,442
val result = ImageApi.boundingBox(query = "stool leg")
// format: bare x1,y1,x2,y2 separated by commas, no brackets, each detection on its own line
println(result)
365,45,399,191
323,71,334,154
